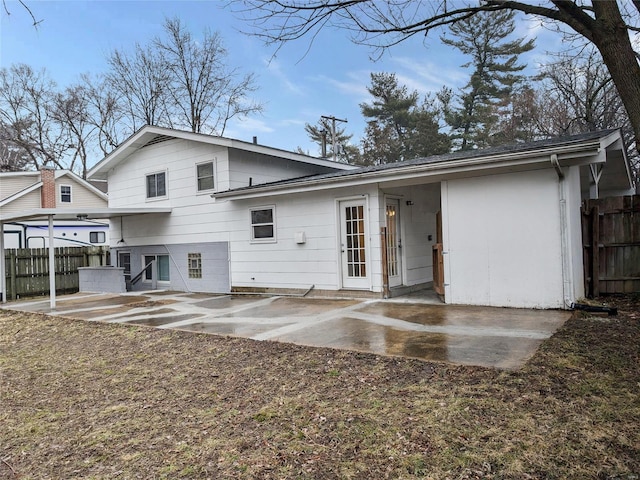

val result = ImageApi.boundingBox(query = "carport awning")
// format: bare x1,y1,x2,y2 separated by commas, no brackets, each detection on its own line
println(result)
0,207,172,223
0,207,172,309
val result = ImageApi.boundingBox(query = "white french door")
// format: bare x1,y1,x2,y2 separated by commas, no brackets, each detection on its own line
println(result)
339,200,369,289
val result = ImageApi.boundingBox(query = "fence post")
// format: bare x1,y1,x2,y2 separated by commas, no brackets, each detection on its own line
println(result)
9,250,16,300
592,204,600,297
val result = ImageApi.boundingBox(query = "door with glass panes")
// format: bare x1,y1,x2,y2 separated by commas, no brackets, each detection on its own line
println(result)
339,200,369,289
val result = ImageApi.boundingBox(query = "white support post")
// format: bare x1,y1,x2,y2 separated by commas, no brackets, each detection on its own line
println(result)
48,215,56,310
0,221,6,304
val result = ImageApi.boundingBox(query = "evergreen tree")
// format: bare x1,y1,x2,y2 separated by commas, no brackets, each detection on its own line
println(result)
441,10,534,150
304,118,359,163
359,73,449,166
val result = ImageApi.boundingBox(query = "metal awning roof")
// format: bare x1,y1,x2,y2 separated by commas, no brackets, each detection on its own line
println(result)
0,207,172,223
0,207,171,309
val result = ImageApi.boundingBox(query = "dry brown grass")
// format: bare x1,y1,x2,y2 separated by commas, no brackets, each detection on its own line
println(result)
1,294,639,479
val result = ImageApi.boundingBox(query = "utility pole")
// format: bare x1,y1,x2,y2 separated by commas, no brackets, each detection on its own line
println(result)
321,115,347,162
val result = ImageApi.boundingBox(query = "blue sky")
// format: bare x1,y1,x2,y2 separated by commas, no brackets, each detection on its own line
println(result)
1,1,561,164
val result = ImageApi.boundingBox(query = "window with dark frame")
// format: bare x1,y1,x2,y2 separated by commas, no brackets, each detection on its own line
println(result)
146,172,166,198
250,206,275,241
89,231,105,244
188,253,202,278
60,185,72,203
196,162,214,191
143,254,170,281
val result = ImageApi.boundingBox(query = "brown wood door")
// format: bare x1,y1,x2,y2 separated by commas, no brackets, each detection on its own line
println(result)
432,210,445,297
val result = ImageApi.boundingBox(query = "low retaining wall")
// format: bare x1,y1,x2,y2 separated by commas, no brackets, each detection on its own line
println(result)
79,267,126,294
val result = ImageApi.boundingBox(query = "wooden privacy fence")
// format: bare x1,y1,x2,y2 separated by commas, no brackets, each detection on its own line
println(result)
582,195,640,296
3,246,109,300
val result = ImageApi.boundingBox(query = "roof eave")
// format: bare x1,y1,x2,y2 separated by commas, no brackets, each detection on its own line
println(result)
213,140,604,200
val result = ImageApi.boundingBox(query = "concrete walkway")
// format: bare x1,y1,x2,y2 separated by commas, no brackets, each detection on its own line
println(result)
1,290,570,369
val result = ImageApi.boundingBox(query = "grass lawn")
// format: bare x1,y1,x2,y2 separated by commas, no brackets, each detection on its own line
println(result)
1,294,639,479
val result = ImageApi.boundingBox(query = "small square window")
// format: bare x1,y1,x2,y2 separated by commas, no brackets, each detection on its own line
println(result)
89,231,105,243
250,206,276,242
188,253,202,278
60,185,72,203
197,162,215,191
146,172,166,198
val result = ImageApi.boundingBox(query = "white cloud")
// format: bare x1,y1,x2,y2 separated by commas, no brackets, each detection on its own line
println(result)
391,57,468,92
263,57,306,96
309,71,370,102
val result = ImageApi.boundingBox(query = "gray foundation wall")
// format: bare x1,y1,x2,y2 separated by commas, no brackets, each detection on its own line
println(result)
112,241,230,293
79,267,127,293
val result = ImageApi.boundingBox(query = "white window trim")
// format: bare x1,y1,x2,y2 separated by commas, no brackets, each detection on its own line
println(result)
145,170,168,201
59,184,72,203
195,159,216,194
250,205,277,244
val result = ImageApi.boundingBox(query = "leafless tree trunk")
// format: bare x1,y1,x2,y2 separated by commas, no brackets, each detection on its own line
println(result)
0,64,71,170
154,17,262,135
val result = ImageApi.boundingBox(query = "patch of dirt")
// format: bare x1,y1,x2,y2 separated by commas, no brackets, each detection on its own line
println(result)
1,294,639,479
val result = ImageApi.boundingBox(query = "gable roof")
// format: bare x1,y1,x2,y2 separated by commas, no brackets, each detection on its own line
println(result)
213,129,633,200
0,169,108,208
87,125,357,180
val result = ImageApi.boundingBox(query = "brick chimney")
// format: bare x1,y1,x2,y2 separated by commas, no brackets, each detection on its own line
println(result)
40,167,56,208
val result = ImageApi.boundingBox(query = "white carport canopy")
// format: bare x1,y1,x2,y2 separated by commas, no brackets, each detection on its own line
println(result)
0,207,171,309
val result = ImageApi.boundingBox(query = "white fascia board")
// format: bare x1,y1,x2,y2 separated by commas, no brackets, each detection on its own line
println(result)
214,141,604,201
88,125,353,180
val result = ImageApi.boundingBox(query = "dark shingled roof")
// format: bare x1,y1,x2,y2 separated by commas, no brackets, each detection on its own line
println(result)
216,129,620,195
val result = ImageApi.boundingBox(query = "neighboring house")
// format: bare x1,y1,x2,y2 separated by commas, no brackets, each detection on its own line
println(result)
0,168,109,248
88,125,634,309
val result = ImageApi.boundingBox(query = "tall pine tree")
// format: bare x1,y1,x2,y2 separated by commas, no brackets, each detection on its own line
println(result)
360,73,449,165
441,10,534,150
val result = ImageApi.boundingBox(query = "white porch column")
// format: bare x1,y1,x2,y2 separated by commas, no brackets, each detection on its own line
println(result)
48,215,56,310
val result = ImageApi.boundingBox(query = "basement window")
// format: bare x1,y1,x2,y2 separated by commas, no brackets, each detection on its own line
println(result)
188,253,202,278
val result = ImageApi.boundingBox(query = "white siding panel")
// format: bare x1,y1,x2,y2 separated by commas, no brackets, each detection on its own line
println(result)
56,177,107,209
443,169,564,309
230,186,379,291
0,190,40,214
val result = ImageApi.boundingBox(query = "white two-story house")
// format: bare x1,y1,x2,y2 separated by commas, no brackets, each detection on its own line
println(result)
88,125,634,309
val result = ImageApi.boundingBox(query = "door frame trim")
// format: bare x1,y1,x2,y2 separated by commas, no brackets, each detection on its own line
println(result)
335,195,372,290
383,195,404,288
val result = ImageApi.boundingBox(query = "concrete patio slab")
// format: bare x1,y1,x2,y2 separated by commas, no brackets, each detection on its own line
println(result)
1,290,571,369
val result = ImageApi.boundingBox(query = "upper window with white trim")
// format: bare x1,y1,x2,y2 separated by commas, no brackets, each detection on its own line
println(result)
60,185,72,203
146,171,167,199
250,206,276,242
196,161,215,192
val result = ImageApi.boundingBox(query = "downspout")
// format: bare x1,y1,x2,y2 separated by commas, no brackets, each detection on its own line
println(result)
552,154,573,308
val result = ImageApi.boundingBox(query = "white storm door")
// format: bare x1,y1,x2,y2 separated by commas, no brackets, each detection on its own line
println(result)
385,199,403,288
340,200,369,289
